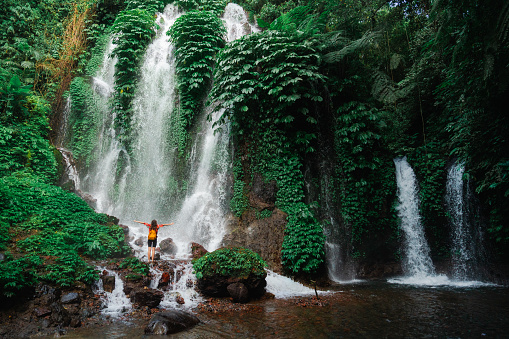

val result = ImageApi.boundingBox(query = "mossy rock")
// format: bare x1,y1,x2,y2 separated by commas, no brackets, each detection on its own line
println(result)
193,247,267,298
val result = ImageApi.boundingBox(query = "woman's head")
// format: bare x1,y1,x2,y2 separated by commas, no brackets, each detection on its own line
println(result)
150,220,157,229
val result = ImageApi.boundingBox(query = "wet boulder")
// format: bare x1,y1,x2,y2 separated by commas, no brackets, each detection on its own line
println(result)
101,274,116,293
194,247,267,302
134,237,144,247
129,287,164,308
159,238,178,256
158,272,172,289
191,242,208,260
227,282,249,303
144,310,200,335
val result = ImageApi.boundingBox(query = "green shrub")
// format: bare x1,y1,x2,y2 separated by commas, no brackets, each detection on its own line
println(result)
193,247,267,280
118,256,149,275
0,171,130,297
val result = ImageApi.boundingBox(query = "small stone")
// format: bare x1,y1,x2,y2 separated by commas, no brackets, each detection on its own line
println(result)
34,307,52,317
61,292,80,304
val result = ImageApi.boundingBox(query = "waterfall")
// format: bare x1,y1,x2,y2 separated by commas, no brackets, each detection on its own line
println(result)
67,3,258,258
79,5,181,244
393,157,436,278
79,36,121,215
161,3,258,252
321,169,356,282
94,269,132,317
446,162,485,281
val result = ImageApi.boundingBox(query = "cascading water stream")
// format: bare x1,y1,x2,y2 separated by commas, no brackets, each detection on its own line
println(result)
58,147,81,191
393,157,436,279
79,3,257,255
390,158,492,287
321,168,356,282
163,3,259,252
79,37,124,215
82,5,181,228
93,269,132,317
446,162,486,281
446,162,471,280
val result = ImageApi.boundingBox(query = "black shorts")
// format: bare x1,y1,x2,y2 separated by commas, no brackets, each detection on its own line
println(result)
148,239,157,247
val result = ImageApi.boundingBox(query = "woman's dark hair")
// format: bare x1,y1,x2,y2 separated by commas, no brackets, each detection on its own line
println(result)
150,220,157,229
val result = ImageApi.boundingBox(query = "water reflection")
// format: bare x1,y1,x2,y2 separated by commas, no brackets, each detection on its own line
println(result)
56,282,508,338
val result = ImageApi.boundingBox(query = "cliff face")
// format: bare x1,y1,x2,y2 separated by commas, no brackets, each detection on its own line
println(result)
223,173,286,273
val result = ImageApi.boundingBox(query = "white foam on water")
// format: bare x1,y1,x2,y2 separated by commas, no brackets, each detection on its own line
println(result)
265,270,330,298
158,261,203,309
388,275,498,288
93,268,132,317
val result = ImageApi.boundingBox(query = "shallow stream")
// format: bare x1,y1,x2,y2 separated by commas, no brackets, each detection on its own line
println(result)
48,281,509,338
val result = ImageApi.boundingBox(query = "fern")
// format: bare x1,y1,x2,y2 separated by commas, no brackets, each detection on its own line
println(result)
324,30,382,63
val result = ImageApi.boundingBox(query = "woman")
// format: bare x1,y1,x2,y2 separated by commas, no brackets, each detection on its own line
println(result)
134,219,174,262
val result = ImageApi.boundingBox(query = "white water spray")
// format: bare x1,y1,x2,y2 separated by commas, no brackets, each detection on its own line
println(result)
158,261,203,309
390,158,494,287
58,148,81,191
168,3,259,251
393,157,436,278
94,269,132,317
446,161,487,281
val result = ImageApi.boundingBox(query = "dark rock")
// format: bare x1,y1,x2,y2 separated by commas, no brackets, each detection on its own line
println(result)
49,302,71,327
76,189,97,208
38,285,61,306
65,304,80,315
101,275,116,293
357,261,403,279
40,318,51,328
61,292,80,304
129,287,164,308
154,253,161,261
251,173,277,207
227,282,250,303
176,295,185,305
135,237,144,246
159,238,178,255
197,271,267,299
191,242,208,260
70,318,81,328
144,310,200,335
158,272,171,288
34,307,52,317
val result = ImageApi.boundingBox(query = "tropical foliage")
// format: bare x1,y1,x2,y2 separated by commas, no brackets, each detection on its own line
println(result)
168,10,226,154
1,0,508,296
193,247,267,279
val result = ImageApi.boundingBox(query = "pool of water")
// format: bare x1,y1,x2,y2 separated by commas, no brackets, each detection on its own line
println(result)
56,281,509,338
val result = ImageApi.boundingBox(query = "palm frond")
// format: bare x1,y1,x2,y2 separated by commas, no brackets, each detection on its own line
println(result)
323,30,382,63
